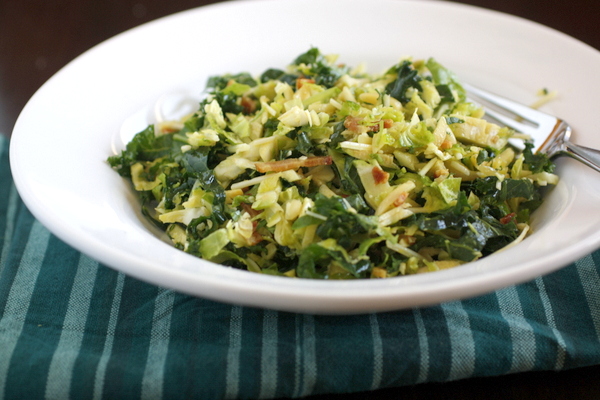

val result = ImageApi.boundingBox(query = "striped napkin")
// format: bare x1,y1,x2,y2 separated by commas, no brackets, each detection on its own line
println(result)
1,134,600,399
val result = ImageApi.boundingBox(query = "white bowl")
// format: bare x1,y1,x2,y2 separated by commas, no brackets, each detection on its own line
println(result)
10,0,600,314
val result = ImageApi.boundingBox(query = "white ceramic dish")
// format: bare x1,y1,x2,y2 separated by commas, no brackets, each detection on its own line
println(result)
10,0,600,314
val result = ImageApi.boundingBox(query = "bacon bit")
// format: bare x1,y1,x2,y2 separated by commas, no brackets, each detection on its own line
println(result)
398,234,416,246
440,139,453,150
240,203,261,218
343,116,361,133
247,221,263,245
368,119,394,133
255,156,332,173
248,231,263,245
161,127,180,134
372,165,389,185
241,96,256,114
393,192,409,207
296,78,315,89
433,168,450,179
345,117,394,133
500,213,517,224
237,206,263,245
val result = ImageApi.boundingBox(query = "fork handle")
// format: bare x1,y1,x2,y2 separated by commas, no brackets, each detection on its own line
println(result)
561,141,600,173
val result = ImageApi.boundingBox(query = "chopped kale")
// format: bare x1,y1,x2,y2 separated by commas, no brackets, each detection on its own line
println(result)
108,48,558,279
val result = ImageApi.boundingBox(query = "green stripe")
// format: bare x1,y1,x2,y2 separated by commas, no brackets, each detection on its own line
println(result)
141,288,175,400
0,221,50,397
369,313,383,390
163,294,199,399
0,136,16,278
542,263,600,369
293,314,316,397
0,202,35,315
258,310,279,399
0,185,18,277
102,277,159,398
272,312,302,397
292,315,303,397
534,277,567,370
69,265,121,398
418,306,452,380
496,285,536,373
462,294,512,375
162,297,231,398
412,308,430,383
224,305,243,399
237,307,264,397
313,313,390,393
441,301,475,381
6,236,82,399
44,255,100,398
0,138,13,269
92,272,126,400
373,311,420,386
515,280,559,370
299,314,316,397
575,255,600,340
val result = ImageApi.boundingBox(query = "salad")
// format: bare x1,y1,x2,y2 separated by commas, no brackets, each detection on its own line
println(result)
108,48,558,279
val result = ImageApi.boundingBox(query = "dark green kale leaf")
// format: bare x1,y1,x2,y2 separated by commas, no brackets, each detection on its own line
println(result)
183,114,205,133
425,58,466,102
203,72,257,115
468,176,538,205
296,242,371,279
282,128,314,157
259,68,298,86
328,120,347,147
467,176,545,223
107,125,177,177
435,84,458,107
476,149,495,165
411,191,519,261
500,179,537,201
385,60,422,103
296,130,314,155
329,152,365,196
292,47,348,88
206,72,256,91
292,194,374,248
203,91,244,115
186,213,224,242
415,191,472,231
523,142,556,173
175,148,227,223
261,119,279,138
293,47,321,65
412,232,481,262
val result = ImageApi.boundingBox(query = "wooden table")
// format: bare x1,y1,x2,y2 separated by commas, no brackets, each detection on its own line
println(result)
2,1,600,398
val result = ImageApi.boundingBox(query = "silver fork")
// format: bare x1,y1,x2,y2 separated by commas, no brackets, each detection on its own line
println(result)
462,83,600,173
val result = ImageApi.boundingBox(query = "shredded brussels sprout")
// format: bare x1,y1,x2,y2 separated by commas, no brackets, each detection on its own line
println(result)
108,48,558,279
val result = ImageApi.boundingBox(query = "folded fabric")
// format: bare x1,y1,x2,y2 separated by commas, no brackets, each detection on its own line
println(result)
1,135,600,400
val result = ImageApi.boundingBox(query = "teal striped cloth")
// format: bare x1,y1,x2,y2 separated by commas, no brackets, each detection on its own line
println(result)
2,134,600,399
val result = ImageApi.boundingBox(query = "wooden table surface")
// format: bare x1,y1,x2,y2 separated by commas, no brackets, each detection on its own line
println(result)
2,1,600,398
